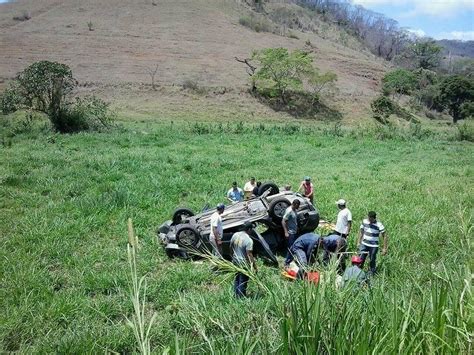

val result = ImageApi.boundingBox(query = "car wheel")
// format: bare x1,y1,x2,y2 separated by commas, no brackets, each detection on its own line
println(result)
175,224,200,248
258,182,279,196
172,208,195,225
268,197,291,221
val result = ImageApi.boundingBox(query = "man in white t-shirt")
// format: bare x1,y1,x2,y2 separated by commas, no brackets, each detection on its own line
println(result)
333,199,352,238
209,203,225,256
243,177,256,200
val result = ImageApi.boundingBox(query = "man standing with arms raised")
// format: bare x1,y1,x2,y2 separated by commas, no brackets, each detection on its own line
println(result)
282,199,300,268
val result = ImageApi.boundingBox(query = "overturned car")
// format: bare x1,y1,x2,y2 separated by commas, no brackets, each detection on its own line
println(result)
157,183,320,266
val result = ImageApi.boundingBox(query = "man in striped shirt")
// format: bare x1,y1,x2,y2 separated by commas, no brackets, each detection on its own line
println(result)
357,211,387,274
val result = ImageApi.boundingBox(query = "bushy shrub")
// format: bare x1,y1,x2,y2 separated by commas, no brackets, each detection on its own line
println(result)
239,15,272,33
53,96,114,133
1,85,24,114
455,121,474,142
1,61,114,133
371,95,394,122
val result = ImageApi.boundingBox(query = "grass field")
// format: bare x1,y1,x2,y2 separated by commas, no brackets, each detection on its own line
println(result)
0,118,472,353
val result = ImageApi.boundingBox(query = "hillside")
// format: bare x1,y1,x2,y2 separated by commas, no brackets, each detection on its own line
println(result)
0,0,388,121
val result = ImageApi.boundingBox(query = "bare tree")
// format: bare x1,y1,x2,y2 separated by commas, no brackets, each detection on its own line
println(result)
145,64,159,90
235,57,257,92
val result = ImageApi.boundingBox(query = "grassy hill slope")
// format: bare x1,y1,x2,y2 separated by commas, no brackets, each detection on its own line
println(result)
0,0,388,120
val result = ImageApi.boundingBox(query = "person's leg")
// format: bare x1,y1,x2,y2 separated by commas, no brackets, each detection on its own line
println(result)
284,233,297,266
240,273,249,297
209,237,222,258
337,238,347,273
295,249,308,279
234,272,240,297
369,247,378,274
359,244,368,268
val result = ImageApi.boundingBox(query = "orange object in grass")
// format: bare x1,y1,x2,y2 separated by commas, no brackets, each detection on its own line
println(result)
305,271,320,284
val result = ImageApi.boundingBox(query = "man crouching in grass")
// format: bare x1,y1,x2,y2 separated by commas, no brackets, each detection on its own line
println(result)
231,222,257,298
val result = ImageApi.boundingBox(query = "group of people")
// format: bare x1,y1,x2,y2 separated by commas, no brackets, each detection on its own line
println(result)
226,176,314,203
283,199,388,287
214,177,388,297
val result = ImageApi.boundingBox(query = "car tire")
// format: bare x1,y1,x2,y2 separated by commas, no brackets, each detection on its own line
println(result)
172,208,195,225
258,182,280,196
268,197,291,222
175,224,200,248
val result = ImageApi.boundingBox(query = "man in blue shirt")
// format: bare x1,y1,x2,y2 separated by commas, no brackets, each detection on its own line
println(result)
322,233,347,273
287,233,322,270
227,181,244,203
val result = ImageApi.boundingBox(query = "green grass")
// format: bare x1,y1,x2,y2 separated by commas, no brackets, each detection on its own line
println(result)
0,119,472,352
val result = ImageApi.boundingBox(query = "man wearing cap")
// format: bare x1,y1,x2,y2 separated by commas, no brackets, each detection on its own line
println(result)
342,255,367,288
283,199,301,267
357,211,387,274
286,233,321,278
230,221,257,298
227,182,244,203
298,177,314,203
243,177,256,200
209,203,225,257
333,199,352,238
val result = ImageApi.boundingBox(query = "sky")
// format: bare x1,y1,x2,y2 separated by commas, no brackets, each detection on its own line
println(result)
352,0,474,41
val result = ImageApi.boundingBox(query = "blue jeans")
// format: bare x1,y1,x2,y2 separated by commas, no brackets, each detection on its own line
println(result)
359,244,378,273
234,272,249,298
284,233,297,266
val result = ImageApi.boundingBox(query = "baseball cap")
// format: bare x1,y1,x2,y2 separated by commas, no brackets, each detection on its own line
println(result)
351,256,363,264
304,176,311,181
216,203,225,210
336,199,346,205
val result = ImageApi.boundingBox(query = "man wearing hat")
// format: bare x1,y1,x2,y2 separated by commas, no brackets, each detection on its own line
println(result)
333,199,352,238
230,221,257,298
357,211,387,274
209,203,225,256
298,176,314,203
341,255,367,288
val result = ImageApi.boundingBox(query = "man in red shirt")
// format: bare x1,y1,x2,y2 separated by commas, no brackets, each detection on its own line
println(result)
298,176,314,203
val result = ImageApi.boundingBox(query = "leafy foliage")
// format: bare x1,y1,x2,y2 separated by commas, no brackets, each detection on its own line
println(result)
382,69,417,98
1,61,113,132
402,40,442,70
437,75,474,122
371,95,394,122
252,48,314,103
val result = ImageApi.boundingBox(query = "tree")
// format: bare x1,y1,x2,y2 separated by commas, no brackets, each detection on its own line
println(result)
1,61,113,132
308,71,337,105
404,40,442,70
437,75,474,123
14,61,77,122
251,48,313,103
382,68,417,99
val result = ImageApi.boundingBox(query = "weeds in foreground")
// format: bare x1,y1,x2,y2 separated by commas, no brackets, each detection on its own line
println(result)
126,219,157,355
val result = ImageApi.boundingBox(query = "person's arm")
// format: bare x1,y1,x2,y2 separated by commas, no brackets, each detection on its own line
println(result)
247,250,257,272
357,226,363,246
282,217,289,238
226,190,233,203
347,221,352,236
298,182,304,193
381,231,388,255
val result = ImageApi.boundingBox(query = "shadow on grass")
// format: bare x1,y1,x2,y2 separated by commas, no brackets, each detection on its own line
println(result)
254,90,343,121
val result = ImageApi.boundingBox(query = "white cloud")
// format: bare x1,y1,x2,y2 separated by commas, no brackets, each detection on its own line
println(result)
352,0,473,17
435,31,474,41
407,28,426,38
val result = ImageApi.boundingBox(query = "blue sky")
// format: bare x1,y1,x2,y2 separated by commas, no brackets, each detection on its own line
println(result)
352,0,474,40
